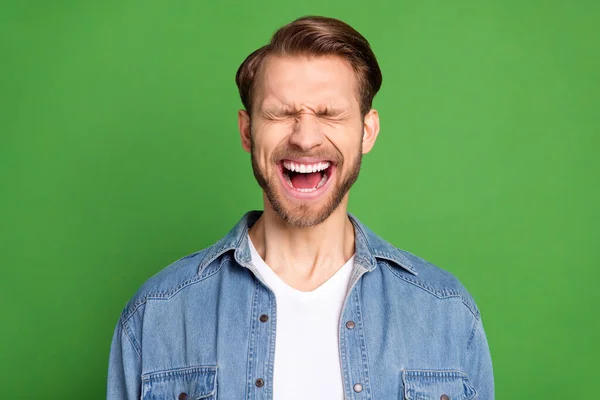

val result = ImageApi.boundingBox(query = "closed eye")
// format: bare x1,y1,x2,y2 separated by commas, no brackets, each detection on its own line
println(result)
316,111,347,121
262,111,294,120
262,108,348,121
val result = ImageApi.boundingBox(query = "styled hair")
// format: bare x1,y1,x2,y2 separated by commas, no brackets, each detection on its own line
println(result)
235,16,383,117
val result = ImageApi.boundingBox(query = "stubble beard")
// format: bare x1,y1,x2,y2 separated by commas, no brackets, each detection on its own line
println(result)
250,138,363,228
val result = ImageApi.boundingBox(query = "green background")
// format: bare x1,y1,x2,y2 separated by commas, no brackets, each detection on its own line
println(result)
1,0,598,398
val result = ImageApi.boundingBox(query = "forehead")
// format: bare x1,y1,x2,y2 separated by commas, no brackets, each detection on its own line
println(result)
254,54,359,111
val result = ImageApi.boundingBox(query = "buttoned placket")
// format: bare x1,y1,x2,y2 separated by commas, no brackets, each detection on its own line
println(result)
245,276,277,400
235,240,278,400
338,260,373,400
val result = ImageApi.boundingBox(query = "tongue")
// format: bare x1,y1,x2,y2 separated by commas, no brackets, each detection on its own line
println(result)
291,172,322,189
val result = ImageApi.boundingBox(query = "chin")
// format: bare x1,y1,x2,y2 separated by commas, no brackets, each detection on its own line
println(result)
269,193,340,228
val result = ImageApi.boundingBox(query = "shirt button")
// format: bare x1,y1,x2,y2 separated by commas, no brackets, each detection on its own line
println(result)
440,395,450,400
255,378,265,387
259,314,269,322
178,393,188,400
346,320,356,329
353,383,363,393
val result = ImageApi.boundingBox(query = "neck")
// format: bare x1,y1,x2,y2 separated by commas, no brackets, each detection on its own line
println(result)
248,196,355,287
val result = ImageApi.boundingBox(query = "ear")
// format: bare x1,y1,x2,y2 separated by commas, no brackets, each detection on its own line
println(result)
362,109,380,154
238,109,251,153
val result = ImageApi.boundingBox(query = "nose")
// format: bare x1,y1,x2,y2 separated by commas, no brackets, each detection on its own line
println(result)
288,113,324,151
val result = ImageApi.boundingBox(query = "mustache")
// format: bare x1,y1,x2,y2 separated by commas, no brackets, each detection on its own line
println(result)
270,147,342,164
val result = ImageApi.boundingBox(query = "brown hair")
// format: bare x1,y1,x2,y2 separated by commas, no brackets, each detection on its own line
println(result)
235,16,382,117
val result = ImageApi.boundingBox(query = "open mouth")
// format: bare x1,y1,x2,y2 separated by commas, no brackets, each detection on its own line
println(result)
280,160,333,193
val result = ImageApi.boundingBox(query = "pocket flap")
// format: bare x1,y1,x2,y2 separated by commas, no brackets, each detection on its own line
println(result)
402,369,477,400
142,365,217,400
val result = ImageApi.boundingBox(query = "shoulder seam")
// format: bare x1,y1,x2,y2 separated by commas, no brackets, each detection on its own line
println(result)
122,298,147,324
383,261,480,319
121,254,226,322
466,313,480,350
120,315,142,359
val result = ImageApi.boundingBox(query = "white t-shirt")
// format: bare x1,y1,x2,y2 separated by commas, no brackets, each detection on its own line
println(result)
248,235,355,400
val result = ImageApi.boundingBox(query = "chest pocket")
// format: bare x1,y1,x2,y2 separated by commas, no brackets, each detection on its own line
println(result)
142,366,217,400
402,369,477,400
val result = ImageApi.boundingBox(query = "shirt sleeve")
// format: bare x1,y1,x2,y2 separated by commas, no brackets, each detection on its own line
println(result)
465,314,495,399
107,317,142,400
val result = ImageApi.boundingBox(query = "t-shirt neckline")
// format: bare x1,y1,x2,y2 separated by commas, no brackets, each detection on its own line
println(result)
248,234,355,301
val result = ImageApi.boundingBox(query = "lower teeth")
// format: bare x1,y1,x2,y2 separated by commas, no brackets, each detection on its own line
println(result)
315,173,328,188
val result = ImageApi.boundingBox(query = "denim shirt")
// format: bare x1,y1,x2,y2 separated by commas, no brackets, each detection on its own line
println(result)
107,211,494,399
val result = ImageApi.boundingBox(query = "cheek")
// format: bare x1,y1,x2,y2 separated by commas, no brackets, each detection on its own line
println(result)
254,125,290,155
251,136,278,169
328,132,362,160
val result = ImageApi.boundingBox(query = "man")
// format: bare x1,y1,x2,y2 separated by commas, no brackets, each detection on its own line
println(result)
108,16,494,400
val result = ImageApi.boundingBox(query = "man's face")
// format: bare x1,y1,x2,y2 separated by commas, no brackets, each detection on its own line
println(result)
239,55,377,228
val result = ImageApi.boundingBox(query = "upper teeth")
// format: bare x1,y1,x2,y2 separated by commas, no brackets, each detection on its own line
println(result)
283,161,330,173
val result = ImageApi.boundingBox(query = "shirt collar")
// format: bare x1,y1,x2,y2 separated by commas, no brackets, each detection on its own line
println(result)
197,210,418,276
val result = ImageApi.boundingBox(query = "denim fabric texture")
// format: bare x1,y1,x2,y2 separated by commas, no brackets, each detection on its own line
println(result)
107,210,494,399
